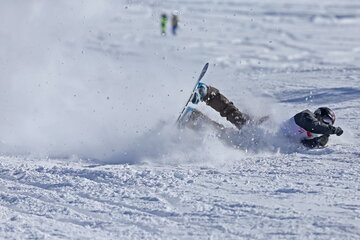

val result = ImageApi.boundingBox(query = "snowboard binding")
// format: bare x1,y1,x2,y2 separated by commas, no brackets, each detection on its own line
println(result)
190,82,209,104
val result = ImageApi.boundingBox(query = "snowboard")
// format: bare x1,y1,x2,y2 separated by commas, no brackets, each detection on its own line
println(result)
176,63,209,124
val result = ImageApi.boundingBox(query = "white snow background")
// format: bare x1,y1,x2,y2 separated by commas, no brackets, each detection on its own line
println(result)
0,0,359,239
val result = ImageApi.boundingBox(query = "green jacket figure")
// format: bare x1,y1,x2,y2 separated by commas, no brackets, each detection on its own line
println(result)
161,13,168,35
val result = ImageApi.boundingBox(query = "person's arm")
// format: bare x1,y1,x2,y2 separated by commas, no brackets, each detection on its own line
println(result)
301,134,329,148
294,110,341,135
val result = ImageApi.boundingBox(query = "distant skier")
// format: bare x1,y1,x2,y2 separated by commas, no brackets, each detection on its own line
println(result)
171,13,179,35
160,13,168,35
180,83,344,149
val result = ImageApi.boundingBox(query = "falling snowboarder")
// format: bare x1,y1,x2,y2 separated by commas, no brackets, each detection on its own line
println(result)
179,83,344,149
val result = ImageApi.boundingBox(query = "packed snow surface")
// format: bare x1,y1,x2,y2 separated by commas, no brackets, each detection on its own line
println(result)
1,0,359,239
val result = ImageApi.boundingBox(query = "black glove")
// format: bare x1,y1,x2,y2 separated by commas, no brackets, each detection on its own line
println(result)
334,127,343,136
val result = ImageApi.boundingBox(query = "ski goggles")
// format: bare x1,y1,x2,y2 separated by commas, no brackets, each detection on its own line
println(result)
322,115,334,125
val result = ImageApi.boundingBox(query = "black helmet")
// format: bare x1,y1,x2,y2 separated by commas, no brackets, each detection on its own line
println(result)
314,107,336,125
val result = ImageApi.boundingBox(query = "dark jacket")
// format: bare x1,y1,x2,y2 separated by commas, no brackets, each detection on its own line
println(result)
294,110,338,148
294,110,337,135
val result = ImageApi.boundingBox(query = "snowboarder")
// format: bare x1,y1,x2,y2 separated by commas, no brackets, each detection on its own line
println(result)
181,83,344,149
160,13,168,35
171,13,179,35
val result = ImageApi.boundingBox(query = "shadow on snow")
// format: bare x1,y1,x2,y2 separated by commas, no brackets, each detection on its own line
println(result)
277,87,360,105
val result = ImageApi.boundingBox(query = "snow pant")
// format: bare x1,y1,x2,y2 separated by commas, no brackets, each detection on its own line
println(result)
172,26,177,35
203,86,250,130
161,24,166,34
183,107,236,137
183,108,245,148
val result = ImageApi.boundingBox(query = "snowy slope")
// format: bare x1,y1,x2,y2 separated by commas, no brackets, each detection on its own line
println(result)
0,0,359,239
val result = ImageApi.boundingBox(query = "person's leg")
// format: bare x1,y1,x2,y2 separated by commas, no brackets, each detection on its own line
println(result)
183,108,242,148
181,108,225,131
203,86,250,130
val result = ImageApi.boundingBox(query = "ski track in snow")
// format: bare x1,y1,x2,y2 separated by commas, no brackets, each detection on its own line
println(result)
1,0,360,239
